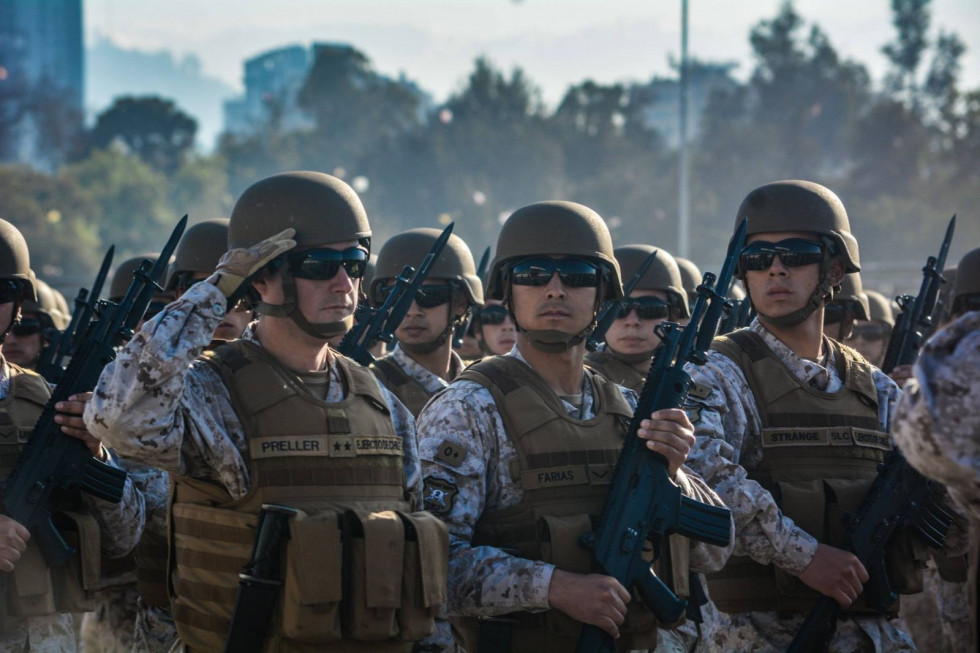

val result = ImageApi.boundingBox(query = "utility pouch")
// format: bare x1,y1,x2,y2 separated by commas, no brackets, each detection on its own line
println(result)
281,508,343,642
344,509,404,641
772,479,828,602
51,510,102,612
8,541,56,616
395,511,448,641
538,514,592,639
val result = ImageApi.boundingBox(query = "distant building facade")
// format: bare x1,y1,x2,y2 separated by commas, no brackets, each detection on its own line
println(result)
0,0,84,170
639,61,739,148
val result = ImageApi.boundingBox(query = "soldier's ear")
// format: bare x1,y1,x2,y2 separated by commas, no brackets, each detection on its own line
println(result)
826,256,846,288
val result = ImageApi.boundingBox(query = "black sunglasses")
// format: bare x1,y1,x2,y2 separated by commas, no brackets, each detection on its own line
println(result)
509,258,602,288
380,283,454,309
739,238,824,272
847,322,891,341
0,281,21,304
11,318,42,337
286,247,367,281
616,296,670,320
478,304,509,325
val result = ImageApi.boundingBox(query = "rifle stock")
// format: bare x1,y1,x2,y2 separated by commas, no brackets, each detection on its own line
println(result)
2,217,186,566
574,220,745,653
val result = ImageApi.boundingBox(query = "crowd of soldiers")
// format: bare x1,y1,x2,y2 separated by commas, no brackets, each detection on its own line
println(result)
0,170,977,653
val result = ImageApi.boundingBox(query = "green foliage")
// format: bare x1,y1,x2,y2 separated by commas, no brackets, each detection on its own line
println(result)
88,96,198,175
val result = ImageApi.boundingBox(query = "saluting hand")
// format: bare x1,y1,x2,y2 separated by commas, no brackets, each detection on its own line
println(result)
636,407,696,479
212,228,297,298
0,514,30,573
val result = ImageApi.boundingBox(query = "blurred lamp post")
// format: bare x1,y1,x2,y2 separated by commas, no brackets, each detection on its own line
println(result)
678,0,690,259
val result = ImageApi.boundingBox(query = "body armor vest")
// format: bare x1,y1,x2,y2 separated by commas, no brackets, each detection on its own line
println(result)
170,342,447,652
370,357,432,417
585,349,645,394
0,363,103,619
454,356,671,652
705,330,924,614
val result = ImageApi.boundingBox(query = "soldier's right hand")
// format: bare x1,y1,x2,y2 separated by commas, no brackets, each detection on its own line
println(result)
548,569,631,639
0,514,30,573
211,228,297,298
798,543,869,608
888,364,914,388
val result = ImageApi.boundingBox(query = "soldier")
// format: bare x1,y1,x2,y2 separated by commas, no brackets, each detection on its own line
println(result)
472,299,516,356
416,201,732,651
586,244,689,393
845,289,894,369
684,180,923,651
369,228,483,416
84,171,448,651
108,254,175,330
0,218,144,651
892,246,980,653
3,278,70,370
674,257,702,326
823,271,871,342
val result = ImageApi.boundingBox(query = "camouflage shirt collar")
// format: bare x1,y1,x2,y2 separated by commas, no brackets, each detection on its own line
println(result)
510,344,597,419
749,317,840,391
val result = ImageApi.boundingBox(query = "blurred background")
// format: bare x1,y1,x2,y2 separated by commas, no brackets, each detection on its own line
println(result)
1,0,977,301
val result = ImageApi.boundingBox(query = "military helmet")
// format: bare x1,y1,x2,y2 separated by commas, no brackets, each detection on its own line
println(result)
952,248,980,303
674,257,702,306
0,218,36,300
229,171,370,250
614,244,689,318
834,272,870,321
370,228,484,307
486,201,622,301
110,254,161,302
165,219,230,291
735,180,860,273
863,290,894,327
21,279,70,330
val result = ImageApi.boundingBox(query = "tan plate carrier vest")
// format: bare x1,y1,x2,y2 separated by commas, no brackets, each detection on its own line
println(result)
705,330,926,615
370,357,432,417
453,356,688,652
170,342,448,652
0,363,104,619
585,349,645,394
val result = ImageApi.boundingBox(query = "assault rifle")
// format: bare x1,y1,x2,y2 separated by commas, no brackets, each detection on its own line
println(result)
575,220,746,653
452,245,490,347
2,216,187,566
586,249,660,351
786,448,951,653
337,222,454,365
881,215,956,374
35,246,115,383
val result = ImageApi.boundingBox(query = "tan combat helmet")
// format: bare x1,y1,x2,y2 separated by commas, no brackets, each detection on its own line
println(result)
614,244,690,318
371,228,484,354
165,219,230,291
487,201,621,353
864,290,895,327
950,247,980,317
109,254,161,302
831,272,871,321
22,279,71,331
0,218,36,301
674,257,702,308
735,179,859,327
229,171,371,339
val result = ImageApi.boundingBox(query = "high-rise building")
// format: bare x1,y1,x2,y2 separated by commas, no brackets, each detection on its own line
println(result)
223,45,313,136
0,0,84,170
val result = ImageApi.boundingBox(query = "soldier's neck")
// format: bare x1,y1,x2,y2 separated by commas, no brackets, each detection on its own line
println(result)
404,343,454,381
759,312,825,361
255,317,332,373
517,338,586,396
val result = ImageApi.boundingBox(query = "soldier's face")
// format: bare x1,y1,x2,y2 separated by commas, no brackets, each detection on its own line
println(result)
605,288,669,356
0,300,17,354
477,300,516,355
393,279,463,347
743,231,833,322
4,310,43,367
260,240,363,324
509,259,598,336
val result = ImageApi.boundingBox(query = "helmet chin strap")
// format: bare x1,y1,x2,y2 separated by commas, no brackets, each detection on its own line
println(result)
254,266,353,340
750,251,837,329
608,347,657,364
506,279,603,354
399,289,465,356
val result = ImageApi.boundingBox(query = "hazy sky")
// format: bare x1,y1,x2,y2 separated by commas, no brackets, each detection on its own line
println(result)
85,0,980,107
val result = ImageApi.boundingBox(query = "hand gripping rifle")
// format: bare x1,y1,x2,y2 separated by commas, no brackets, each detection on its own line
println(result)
575,220,746,653
337,222,454,366
226,504,298,653
452,244,491,348
35,246,115,384
586,249,660,351
786,448,951,653
2,216,187,567
881,215,956,374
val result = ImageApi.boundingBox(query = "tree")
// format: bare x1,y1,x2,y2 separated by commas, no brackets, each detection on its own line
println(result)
882,0,932,107
88,96,198,175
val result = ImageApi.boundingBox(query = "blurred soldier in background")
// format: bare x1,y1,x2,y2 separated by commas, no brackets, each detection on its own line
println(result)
685,180,925,651
845,288,894,368
107,254,175,332
585,244,689,393
3,278,70,370
472,299,517,356
0,218,144,651
416,201,731,651
674,257,702,327
823,271,870,342
369,228,483,416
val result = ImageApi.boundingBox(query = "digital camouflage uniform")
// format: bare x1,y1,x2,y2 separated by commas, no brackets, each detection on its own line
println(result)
417,345,734,650
1,360,145,653
371,344,466,416
130,464,176,653
684,318,918,652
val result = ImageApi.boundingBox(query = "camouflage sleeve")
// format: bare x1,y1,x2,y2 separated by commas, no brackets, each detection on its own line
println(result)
81,451,146,558
127,463,170,539
684,352,819,576
85,282,253,498
893,312,980,521
417,382,555,616
377,383,424,510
